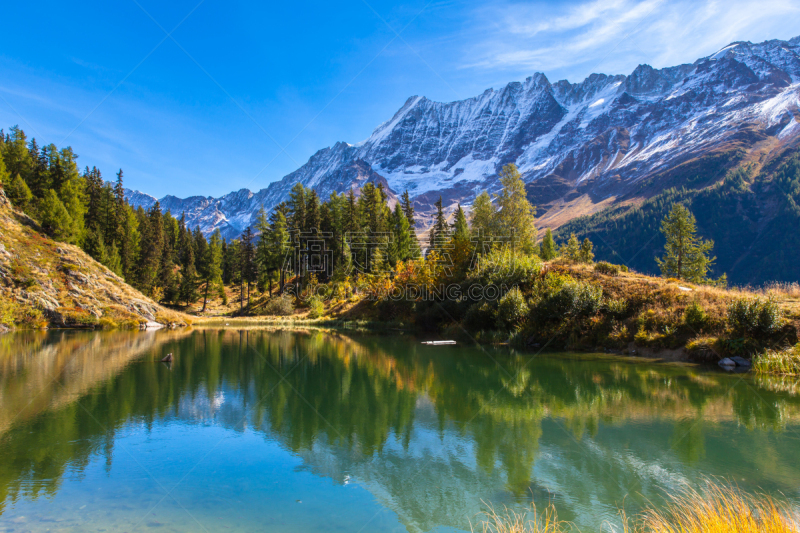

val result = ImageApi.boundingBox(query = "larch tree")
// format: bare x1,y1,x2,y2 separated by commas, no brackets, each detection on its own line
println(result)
470,191,496,255
540,228,557,260
494,163,537,255
656,203,716,283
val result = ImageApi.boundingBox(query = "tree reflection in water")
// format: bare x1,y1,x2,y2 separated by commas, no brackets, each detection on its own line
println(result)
1,329,799,532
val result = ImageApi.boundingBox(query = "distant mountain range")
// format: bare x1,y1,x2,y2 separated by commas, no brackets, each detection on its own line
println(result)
126,36,800,240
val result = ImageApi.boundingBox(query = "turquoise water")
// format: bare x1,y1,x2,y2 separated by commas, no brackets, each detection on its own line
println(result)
1,328,800,532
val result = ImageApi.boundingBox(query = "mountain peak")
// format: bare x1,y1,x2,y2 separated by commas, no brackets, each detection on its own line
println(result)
126,35,800,240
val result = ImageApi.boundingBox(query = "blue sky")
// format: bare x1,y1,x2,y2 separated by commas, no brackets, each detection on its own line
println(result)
1,0,798,198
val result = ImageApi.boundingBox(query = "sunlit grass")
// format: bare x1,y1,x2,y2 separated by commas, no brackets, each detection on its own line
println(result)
754,344,800,376
473,480,799,533
631,481,799,533
471,501,567,533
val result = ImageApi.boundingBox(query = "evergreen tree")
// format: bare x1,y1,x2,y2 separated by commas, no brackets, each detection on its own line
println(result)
656,203,716,283
388,203,412,266
579,238,594,264
399,190,422,259
428,196,448,255
119,206,140,281
5,173,33,212
38,189,73,241
239,227,256,308
267,210,291,293
254,208,272,291
3,126,32,180
560,233,581,262
288,183,307,233
201,229,223,312
452,204,469,242
451,204,473,274
178,244,199,306
495,163,537,254
540,228,557,260
139,202,164,296
306,189,321,232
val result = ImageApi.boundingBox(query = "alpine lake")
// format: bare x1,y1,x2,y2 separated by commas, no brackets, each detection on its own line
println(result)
1,328,799,532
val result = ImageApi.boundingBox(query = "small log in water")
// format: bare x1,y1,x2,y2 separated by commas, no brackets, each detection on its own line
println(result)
421,341,456,346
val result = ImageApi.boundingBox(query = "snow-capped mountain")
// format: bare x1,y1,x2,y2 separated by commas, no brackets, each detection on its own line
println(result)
126,36,800,238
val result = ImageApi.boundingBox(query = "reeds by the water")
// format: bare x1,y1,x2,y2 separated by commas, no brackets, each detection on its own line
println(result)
754,344,800,376
473,481,799,533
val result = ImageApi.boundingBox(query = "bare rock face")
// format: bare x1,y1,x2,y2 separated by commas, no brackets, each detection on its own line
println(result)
126,36,800,235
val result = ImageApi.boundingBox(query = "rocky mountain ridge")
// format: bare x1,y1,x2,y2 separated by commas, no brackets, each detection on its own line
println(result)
127,36,800,238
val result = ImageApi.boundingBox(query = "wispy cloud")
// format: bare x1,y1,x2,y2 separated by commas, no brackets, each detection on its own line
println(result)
463,0,800,80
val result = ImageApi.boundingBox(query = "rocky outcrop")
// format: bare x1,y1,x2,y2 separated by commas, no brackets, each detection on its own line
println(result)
0,186,188,329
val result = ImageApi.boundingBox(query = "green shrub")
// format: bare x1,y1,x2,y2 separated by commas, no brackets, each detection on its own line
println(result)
594,261,621,276
469,247,542,289
0,297,18,327
496,287,529,330
605,298,629,318
727,297,783,338
464,302,496,332
536,280,603,320
683,301,708,331
685,336,721,361
307,296,325,319
263,295,294,316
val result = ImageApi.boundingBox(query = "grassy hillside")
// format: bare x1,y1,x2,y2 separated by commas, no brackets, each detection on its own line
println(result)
554,144,800,285
0,186,188,330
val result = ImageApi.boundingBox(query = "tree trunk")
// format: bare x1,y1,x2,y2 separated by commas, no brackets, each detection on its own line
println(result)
201,278,209,312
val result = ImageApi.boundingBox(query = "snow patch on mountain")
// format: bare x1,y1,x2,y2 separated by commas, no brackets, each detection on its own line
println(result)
125,35,800,237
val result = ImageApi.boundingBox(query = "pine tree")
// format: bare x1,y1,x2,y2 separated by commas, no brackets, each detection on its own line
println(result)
306,189,321,232
178,245,199,306
119,206,140,282
288,183,307,233
267,210,291,293
254,209,272,292
139,202,164,296
656,203,716,283
239,227,256,308
495,163,537,254
389,203,412,266
428,196,448,255
201,229,223,312
540,228,557,260
38,189,73,241
400,190,422,259
579,238,594,264
451,204,473,273
5,173,33,212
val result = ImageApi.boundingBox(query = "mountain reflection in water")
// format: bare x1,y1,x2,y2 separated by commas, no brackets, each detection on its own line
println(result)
1,329,799,532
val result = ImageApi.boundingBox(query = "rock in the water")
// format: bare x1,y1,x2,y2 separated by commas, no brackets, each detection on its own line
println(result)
144,321,164,330
719,357,736,369
730,356,752,368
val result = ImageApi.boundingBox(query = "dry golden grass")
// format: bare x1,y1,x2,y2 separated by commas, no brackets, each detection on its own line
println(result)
471,502,567,533
473,481,799,533
630,481,799,533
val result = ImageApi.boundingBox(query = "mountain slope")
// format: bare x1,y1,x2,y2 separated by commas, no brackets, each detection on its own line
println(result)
127,35,800,240
0,186,188,330
556,142,800,285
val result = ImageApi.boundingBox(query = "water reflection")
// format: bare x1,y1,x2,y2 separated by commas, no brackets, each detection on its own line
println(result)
1,329,799,532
